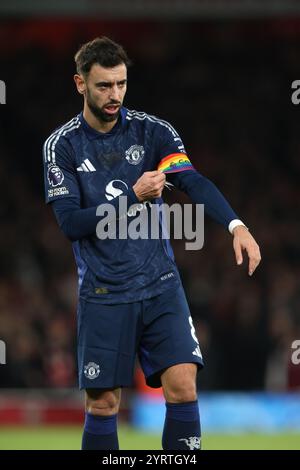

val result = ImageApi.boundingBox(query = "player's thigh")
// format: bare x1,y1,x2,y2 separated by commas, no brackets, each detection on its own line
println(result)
138,286,203,388
85,388,122,415
77,299,142,389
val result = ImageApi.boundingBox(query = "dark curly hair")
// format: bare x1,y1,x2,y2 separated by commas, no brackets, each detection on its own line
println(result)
74,36,131,76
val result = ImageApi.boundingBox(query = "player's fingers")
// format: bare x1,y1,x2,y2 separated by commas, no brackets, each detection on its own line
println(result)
144,170,162,177
233,239,243,265
155,171,166,179
248,246,261,276
153,173,166,185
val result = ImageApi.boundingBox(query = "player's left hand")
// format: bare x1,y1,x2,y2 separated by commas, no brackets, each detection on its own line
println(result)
232,225,261,276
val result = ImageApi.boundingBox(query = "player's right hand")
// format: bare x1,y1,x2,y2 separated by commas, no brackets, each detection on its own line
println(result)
133,171,166,201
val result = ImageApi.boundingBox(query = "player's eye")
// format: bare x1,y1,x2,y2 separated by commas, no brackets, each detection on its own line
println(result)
97,84,109,90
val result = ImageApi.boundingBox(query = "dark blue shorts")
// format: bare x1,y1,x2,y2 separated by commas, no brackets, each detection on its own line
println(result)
77,285,204,389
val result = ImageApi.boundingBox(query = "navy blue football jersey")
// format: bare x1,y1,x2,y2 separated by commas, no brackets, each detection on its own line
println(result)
43,108,195,304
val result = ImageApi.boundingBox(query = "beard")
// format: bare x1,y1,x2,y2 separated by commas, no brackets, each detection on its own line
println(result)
86,88,121,123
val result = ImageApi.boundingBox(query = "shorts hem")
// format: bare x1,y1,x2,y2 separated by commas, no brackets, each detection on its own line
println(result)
145,357,204,389
79,381,134,391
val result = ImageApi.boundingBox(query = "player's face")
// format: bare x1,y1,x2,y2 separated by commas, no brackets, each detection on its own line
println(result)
85,63,127,123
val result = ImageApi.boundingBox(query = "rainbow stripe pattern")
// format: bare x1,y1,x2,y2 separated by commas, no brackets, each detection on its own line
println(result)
157,153,194,174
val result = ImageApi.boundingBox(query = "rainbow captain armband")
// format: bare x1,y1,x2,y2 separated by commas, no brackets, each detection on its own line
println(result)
157,153,194,174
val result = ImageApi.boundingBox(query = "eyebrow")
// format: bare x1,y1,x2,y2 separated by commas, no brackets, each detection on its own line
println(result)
95,79,127,87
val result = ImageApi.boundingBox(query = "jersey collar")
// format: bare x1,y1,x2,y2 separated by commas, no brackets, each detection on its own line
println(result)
79,107,128,140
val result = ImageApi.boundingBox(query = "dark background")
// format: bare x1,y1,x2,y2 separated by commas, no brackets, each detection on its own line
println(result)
0,16,299,391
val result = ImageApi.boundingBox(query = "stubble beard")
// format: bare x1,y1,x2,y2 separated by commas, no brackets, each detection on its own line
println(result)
86,89,120,123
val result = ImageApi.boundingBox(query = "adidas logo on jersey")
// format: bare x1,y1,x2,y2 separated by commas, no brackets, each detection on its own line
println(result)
192,345,202,359
77,159,96,172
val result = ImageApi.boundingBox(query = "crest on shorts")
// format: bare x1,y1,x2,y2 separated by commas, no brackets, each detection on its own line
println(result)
84,362,100,380
125,145,145,165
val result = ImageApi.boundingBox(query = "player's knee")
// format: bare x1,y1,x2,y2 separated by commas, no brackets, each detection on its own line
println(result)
163,379,197,403
165,385,197,403
85,389,121,416
161,364,198,403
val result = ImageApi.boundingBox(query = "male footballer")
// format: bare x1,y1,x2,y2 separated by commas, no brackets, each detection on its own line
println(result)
43,37,261,450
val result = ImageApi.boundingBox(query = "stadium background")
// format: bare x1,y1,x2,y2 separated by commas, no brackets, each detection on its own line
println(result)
0,0,300,449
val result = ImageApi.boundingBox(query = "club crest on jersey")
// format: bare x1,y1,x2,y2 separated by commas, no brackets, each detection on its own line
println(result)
47,164,64,187
125,145,145,165
84,362,100,380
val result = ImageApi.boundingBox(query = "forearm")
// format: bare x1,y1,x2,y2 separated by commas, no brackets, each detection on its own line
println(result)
51,189,139,241
168,170,241,230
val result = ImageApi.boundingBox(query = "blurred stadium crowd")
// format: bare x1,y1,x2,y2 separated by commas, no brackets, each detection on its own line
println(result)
0,19,299,390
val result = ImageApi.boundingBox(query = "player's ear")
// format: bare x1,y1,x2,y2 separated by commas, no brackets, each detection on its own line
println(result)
74,74,86,95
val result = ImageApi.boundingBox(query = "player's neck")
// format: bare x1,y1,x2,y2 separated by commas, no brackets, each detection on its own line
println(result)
83,106,118,134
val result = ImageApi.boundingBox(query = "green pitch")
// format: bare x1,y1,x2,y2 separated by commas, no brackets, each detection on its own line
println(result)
0,426,299,450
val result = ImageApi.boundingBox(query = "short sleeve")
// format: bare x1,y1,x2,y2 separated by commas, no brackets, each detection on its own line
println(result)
156,121,195,174
43,135,81,204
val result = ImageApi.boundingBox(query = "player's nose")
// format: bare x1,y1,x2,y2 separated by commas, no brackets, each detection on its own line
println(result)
110,84,121,101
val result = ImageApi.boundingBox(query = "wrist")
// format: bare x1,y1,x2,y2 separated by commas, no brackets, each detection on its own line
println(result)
132,184,143,202
128,187,141,204
228,219,247,235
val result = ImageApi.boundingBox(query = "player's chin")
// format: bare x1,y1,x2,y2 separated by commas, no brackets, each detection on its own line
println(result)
102,110,120,122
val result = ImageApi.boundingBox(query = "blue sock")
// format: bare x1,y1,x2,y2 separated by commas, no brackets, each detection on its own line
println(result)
162,401,201,450
81,413,119,450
